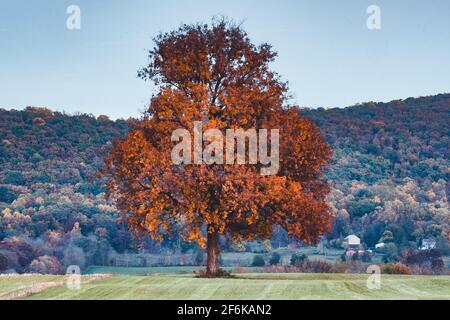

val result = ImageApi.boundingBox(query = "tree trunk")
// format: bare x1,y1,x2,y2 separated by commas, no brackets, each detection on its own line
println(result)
206,231,220,276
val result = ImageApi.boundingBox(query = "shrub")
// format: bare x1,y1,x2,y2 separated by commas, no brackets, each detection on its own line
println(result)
331,261,348,273
290,253,308,266
383,262,412,275
343,260,367,273
304,260,334,273
263,264,287,273
252,255,265,267
408,264,434,275
269,252,281,265
195,268,234,278
233,266,247,273
28,255,62,274
403,249,444,274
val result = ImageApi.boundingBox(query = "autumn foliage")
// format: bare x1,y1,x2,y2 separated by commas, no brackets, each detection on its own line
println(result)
106,20,332,276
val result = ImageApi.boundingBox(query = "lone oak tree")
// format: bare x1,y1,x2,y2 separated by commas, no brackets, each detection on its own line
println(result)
106,20,332,276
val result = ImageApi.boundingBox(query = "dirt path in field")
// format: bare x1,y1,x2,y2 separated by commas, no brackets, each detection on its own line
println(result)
0,274,112,300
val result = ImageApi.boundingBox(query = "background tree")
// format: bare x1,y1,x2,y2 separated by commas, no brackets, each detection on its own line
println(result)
269,251,281,265
106,19,333,276
0,252,8,272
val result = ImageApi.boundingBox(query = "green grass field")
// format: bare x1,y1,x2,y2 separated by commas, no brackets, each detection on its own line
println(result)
84,265,206,275
0,275,62,297
0,272,448,300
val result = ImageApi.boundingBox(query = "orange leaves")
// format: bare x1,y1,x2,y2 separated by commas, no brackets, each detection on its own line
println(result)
105,19,333,249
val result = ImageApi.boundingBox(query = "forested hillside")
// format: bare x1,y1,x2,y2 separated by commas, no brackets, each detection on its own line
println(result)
0,94,449,273
303,94,449,260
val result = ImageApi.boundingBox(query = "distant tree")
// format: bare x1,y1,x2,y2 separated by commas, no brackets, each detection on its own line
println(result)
5,171,25,185
347,199,379,218
290,253,308,266
252,255,265,267
379,230,394,243
28,255,61,274
97,115,111,122
362,223,384,248
0,252,8,272
93,238,111,266
111,228,132,254
0,186,18,203
382,243,399,263
0,237,36,271
32,117,46,126
269,252,281,265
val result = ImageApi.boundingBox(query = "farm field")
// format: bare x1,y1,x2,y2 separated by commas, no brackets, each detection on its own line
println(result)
84,265,206,275
0,274,110,300
0,275,62,298
0,273,448,300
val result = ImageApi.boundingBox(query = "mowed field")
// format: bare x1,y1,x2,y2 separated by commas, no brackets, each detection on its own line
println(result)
0,272,448,300
0,275,62,298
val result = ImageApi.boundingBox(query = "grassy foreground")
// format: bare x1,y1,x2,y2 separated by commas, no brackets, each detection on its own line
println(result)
2,273,446,300
0,275,62,297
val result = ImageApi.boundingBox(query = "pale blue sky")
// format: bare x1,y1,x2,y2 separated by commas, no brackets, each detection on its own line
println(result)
0,0,449,119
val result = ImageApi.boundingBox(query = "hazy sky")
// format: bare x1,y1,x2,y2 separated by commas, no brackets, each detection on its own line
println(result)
0,0,449,119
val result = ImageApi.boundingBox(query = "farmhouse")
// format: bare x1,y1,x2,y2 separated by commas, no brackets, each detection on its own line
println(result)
420,239,436,250
344,235,361,249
